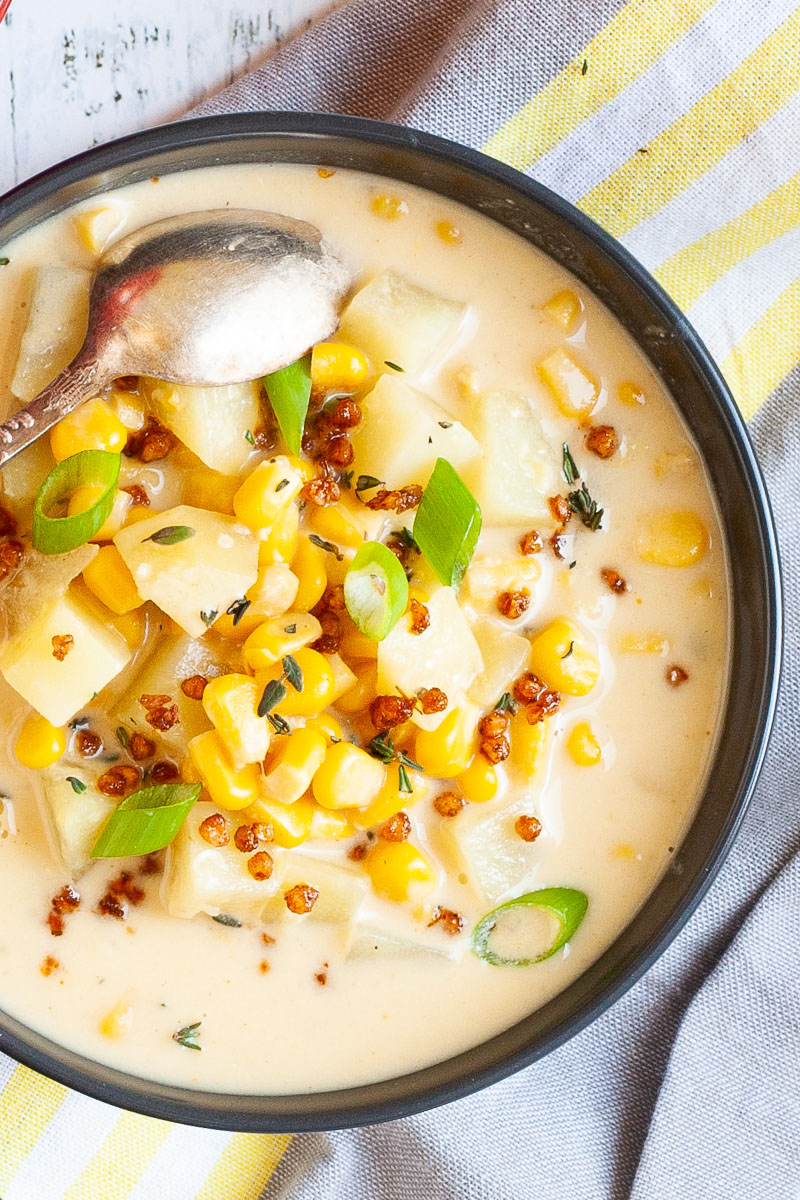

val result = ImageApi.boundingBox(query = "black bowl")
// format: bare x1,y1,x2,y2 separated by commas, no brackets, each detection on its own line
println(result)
0,113,781,1132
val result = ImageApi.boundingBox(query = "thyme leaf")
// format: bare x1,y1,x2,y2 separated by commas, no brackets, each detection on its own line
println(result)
367,732,424,774
355,474,384,493
282,654,303,693
384,360,404,372
258,679,286,716
308,533,343,561
212,913,242,928
173,1021,202,1051
397,764,413,794
226,597,251,627
66,776,87,794
568,484,604,531
244,429,255,445
562,442,579,485
200,609,218,627
267,712,291,735
143,525,195,545
115,726,130,751
494,692,518,715
275,478,290,492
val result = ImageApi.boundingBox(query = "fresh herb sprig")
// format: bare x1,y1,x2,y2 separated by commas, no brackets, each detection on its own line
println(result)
561,442,605,531
308,533,343,561
173,1021,202,1051
226,597,251,627
367,732,424,789
257,655,304,717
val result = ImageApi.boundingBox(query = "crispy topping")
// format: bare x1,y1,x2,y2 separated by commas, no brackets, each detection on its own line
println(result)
51,884,80,915
310,608,341,655
548,495,573,526
365,484,423,513
252,424,277,451
97,764,141,798
97,892,128,920
314,970,328,986
428,907,465,935
0,506,17,537
128,732,156,761
180,674,208,701
51,634,74,661
40,956,59,976
75,729,102,758
140,853,162,875
601,567,628,594
417,687,448,715
124,418,174,462
259,959,271,973
550,531,568,560
666,665,689,686
478,710,510,764
247,851,274,881
519,529,544,555
348,842,368,861
302,467,340,507
122,484,150,507
433,791,466,817
380,811,411,842
199,813,229,846
0,539,24,580
409,598,430,634
108,871,145,905
478,711,510,741
284,883,319,913
145,703,179,732
515,814,542,843
149,760,180,783
497,589,530,620
324,435,354,467
139,693,171,709
234,824,261,854
331,398,361,428
47,913,65,937
513,672,561,724
585,424,619,459
369,694,415,732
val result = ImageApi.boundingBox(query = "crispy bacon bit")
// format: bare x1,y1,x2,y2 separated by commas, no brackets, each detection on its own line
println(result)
520,529,543,555
586,424,619,459
97,892,127,920
247,851,274,881
109,871,145,905
601,567,628,594
51,634,74,661
145,703,179,732
47,913,65,936
369,694,415,732
284,883,319,914
124,418,174,462
140,854,161,875
365,484,423,513
52,884,80,914
478,710,510,764
348,842,368,861
434,791,466,818
324,584,346,611
428,907,465,936
149,760,180,783
513,672,561,724
666,665,689,687
302,469,340,507
380,811,411,843
139,693,171,709
548,495,573,526
261,931,276,946
314,971,328,986
97,764,141,798
40,956,59,976
515,814,542,843
324,434,354,467
0,506,17,537
253,424,277,451
259,959,271,973
128,732,156,761
180,674,208,701
480,736,510,764
0,539,24,580
122,484,150,507
310,608,341,655
75,729,102,758
234,824,259,853
409,598,430,635
418,687,448,715
550,531,568,560
331,398,361,428
497,589,530,620
199,813,229,846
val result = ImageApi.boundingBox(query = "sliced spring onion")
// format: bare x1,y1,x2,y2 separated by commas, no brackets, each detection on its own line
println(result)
413,458,481,590
33,450,121,555
91,783,201,859
263,353,312,456
471,887,588,967
344,541,409,641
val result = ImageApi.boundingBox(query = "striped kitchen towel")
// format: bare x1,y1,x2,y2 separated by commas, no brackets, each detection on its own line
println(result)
2,0,799,1197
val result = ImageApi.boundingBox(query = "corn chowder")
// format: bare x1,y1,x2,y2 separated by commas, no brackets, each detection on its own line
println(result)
0,165,728,1092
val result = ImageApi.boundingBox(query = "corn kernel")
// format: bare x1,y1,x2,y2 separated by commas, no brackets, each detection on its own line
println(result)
339,624,379,661
122,506,153,528
15,715,66,769
258,503,299,566
291,536,328,612
457,755,499,804
233,457,303,530
537,347,599,420
308,801,353,840
528,618,600,696
111,606,147,649
313,741,385,810
613,842,641,861
371,193,408,220
214,563,299,642
332,660,377,714
256,647,336,718
542,288,581,332
243,613,321,671
617,633,669,655
82,544,143,614
74,204,124,254
309,504,363,551
245,796,312,848
618,380,646,406
567,721,602,766
352,763,428,829
50,398,128,462
202,673,270,769
261,726,327,803
182,466,240,514
67,486,132,543
99,998,134,1040
436,220,462,245
188,730,262,811
636,510,709,567
285,454,315,483
414,706,477,779
509,711,549,780
311,342,370,392
654,449,694,477
365,840,435,902
305,712,343,745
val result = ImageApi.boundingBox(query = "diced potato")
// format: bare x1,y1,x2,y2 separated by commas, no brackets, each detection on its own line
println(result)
537,347,599,420
41,767,116,876
0,439,56,507
213,562,298,641
73,204,125,254
262,855,367,924
349,374,480,491
114,505,258,638
378,587,483,730
467,619,531,707
468,390,557,525
108,386,147,432
338,269,468,375
202,674,270,770
0,545,97,638
463,555,542,614
245,795,313,848
347,921,461,961
0,588,131,726
141,378,262,476
325,653,357,703
441,794,543,905
10,266,91,401
164,801,278,920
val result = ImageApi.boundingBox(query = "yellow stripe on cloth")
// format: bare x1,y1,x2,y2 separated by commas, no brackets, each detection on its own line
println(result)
60,1109,173,1200
721,276,800,420
579,9,800,237
194,1132,293,1200
0,1065,68,1195
482,0,716,171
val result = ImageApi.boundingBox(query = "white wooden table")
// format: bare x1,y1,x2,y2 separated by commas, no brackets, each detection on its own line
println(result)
0,0,330,196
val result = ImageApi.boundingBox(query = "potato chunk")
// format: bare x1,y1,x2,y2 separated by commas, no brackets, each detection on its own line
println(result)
468,389,556,525
467,619,531,707
11,266,91,401
262,855,367,924
349,374,480,492
41,767,115,877
142,379,262,476
338,269,468,375
0,588,131,726
114,505,258,638
441,794,544,905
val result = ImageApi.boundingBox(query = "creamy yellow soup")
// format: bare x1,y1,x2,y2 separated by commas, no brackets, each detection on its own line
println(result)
0,164,728,1094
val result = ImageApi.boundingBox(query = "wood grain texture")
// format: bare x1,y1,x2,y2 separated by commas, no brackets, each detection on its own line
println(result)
0,0,331,194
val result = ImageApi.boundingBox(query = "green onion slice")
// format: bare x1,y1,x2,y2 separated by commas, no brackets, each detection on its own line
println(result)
413,458,481,590
344,541,409,642
91,783,201,858
33,450,121,555
263,354,312,456
471,887,588,967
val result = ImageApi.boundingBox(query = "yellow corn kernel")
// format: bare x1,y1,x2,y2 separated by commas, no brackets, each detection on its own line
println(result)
258,503,300,566
307,801,354,840
67,486,132,542
181,466,240,515
108,385,146,431
568,721,602,766
457,755,499,804
245,796,312,848
242,613,321,672
617,633,669,656
256,647,336,718
352,763,427,829
261,726,327,803
537,347,599,420
313,741,386,811
188,730,262,811
311,342,370,392
332,660,377,714
636,511,709,567
74,204,124,254
542,288,581,331
99,998,134,1040
284,454,315,483
50,398,128,462
15,715,66,769
613,842,642,861
371,193,408,220
528,618,600,696
214,563,299,643
414,707,477,779
509,711,550,780
326,653,357,703
654,449,694,477
305,712,343,745
291,536,328,613
122,506,153,528
339,624,379,661
82,544,143,614
111,606,147,649
365,840,434,903
233,457,303,531
436,220,462,245
618,380,646,406
309,504,363,551
202,674,270,769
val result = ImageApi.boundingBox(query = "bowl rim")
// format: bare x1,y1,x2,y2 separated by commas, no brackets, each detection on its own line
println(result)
0,111,783,1132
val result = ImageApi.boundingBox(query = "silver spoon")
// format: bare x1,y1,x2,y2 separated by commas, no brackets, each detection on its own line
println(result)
0,208,351,466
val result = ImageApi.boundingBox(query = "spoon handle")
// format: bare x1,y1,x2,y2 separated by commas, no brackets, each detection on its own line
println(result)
0,356,105,467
